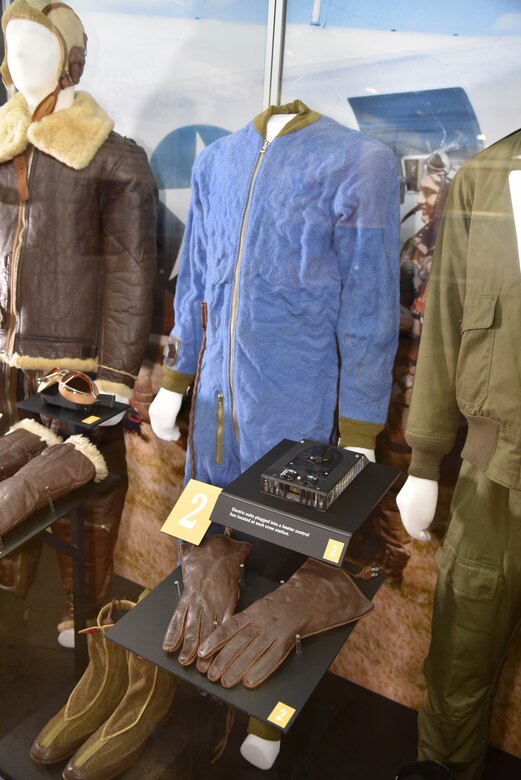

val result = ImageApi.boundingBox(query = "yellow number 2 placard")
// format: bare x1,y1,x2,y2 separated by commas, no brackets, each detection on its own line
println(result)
161,479,222,545
267,701,296,729
323,538,345,564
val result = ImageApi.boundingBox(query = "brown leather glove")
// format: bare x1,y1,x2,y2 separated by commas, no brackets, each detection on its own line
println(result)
162,534,252,672
198,557,374,689
0,435,107,537
0,420,62,480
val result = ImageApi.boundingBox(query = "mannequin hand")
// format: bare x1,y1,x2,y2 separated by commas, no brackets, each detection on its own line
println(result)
396,476,438,542
98,394,129,427
344,446,375,463
149,387,183,441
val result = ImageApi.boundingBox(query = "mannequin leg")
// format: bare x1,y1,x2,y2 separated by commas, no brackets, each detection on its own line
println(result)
230,544,305,770
240,717,281,770
418,461,521,780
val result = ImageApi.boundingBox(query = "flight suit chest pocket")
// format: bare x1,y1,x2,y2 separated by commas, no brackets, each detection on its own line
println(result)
456,293,497,406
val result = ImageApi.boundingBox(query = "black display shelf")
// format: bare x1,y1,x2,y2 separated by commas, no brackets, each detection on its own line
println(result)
0,474,119,557
106,563,383,735
16,393,128,430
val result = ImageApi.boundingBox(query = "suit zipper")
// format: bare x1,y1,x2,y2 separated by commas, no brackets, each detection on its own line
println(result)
229,139,269,442
6,148,35,356
215,392,224,464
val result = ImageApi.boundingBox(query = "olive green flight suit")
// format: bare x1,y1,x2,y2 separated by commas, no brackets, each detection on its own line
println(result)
419,460,521,779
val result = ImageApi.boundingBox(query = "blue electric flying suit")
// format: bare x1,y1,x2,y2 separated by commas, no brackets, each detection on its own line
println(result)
163,101,400,488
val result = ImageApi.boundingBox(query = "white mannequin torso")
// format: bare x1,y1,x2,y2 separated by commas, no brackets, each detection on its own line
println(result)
6,18,74,114
265,113,297,142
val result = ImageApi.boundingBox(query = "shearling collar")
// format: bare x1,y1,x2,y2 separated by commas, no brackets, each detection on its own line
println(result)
0,91,114,170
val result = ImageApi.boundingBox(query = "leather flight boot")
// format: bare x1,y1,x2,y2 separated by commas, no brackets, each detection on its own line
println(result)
0,537,42,599
53,425,128,647
0,420,63,597
30,600,135,765
63,654,175,779
53,478,126,646
373,541,411,585
372,495,412,585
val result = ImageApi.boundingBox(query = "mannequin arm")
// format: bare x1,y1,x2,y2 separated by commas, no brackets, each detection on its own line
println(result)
396,476,438,542
149,387,183,441
334,143,400,438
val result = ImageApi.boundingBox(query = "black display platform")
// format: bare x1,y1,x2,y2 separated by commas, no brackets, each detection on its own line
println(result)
107,564,383,735
16,394,128,430
214,440,400,566
0,474,120,556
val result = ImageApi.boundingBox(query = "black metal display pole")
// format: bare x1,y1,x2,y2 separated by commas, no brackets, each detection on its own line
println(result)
35,502,88,676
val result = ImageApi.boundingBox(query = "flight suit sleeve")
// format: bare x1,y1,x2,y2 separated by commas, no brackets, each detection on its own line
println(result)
333,141,400,449
405,165,473,480
162,165,207,395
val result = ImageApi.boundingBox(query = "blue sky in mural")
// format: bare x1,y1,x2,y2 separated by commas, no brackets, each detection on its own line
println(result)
72,0,521,35
287,0,521,36
72,0,269,23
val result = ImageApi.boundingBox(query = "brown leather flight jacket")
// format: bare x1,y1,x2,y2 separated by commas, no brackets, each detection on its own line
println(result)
0,91,157,398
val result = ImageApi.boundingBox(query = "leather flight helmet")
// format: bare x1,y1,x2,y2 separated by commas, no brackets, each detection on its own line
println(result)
423,148,452,211
0,0,87,113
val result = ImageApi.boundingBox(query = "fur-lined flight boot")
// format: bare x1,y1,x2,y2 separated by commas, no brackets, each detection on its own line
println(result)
0,420,63,597
63,653,175,779
30,600,135,765
0,435,107,538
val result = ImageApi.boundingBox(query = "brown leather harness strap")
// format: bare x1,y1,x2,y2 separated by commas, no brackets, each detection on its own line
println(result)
31,83,62,123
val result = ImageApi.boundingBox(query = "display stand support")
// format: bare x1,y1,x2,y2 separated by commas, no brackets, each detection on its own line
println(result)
106,439,399,742
106,561,383,736
0,474,119,677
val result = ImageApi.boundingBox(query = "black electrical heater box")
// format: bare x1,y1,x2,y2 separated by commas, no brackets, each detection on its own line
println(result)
261,440,368,512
